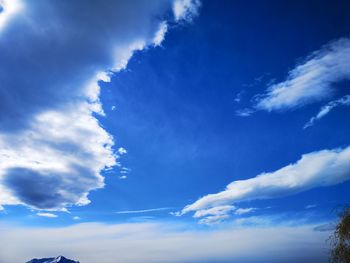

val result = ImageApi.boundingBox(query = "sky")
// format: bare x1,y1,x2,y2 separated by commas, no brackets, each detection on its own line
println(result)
0,0,350,262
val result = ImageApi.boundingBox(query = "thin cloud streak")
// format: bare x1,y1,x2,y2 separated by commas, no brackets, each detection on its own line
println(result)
115,207,173,214
304,95,350,129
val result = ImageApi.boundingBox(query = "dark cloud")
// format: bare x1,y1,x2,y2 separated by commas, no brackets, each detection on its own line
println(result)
0,0,172,132
4,166,99,209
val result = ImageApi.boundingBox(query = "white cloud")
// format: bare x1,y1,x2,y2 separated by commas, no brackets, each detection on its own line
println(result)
305,204,317,209
153,21,168,46
256,38,350,111
235,108,255,117
193,205,235,218
120,167,131,175
0,1,199,211
198,214,230,225
117,147,128,155
173,0,201,21
0,222,329,263
193,205,236,224
234,207,256,215
73,216,80,220
36,212,57,218
0,103,114,210
119,175,128,180
233,91,244,103
304,95,350,129
115,207,172,214
181,145,350,215
190,205,256,224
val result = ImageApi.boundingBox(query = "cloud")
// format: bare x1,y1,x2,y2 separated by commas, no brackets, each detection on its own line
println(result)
0,1,199,211
304,95,350,129
193,205,236,218
0,103,114,210
120,167,131,175
153,21,168,47
189,205,256,224
256,38,350,111
173,0,201,21
235,108,255,117
115,207,172,214
0,222,329,263
117,147,128,155
234,207,256,215
198,214,230,225
181,145,350,215
192,205,236,225
305,204,317,209
36,212,57,218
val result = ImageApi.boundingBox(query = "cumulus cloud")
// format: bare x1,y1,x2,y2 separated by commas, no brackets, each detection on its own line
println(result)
0,222,329,263
181,145,350,215
304,95,350,129
256,38,350,111
0,1,199,211
0,103,115,209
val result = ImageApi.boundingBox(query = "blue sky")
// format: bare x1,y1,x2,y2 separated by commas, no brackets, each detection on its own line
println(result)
0,0,350,262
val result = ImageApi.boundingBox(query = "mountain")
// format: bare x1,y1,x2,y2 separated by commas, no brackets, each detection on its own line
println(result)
26,256,79,263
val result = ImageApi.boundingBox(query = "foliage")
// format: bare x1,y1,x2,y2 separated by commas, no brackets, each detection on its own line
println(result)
330,206,350,263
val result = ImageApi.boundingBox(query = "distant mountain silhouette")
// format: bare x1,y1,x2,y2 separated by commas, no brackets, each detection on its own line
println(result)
26,256,79,263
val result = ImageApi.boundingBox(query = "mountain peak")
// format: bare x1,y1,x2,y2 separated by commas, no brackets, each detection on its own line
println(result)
26,256,79,263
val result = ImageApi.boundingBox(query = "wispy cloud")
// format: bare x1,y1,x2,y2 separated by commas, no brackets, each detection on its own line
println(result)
255,38,350,111
234,207,256,215
235,108,255,117
36,212,57,218
181,145,350,216
304,95,350,128
305,204,318,209
115,207,173,214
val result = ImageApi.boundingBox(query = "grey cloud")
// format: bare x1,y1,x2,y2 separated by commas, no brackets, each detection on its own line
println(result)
0,0,172,132
4,166,99,210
